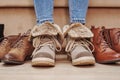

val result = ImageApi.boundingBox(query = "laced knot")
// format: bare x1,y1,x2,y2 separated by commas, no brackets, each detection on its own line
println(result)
32,35,62,56
65,37,94,58
97,31,109,52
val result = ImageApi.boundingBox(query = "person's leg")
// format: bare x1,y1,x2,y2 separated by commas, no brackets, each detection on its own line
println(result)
34,0,54,25
31,0,63,67
69,0,89,24
64,0,95,66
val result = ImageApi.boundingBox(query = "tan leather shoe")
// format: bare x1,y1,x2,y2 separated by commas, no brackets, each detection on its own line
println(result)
30,22,63,67
0,35,20,60
2,30,34,64
104,28,120,53
63,23,95,66
91,26,120,63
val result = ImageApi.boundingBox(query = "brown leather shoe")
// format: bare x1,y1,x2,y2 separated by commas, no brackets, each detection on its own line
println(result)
2,30,34,64
104,28,120,53
91,26,120,64
0,35,20,60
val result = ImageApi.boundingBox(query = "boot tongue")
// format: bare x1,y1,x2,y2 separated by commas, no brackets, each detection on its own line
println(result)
33,35,62,52
38,36,52,44
65,37,94,53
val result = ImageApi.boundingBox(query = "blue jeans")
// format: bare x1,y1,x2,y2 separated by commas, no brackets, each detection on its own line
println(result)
34,0,89,25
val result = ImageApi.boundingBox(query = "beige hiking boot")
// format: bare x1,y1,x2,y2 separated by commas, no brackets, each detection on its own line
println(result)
30,22,63,67
63,23,95,66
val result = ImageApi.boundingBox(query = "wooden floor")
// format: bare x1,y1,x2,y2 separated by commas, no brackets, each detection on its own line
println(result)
0,54,120,80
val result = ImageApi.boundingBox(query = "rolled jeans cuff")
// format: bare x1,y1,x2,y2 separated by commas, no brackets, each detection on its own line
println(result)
37,18,54,25
70,18,86,24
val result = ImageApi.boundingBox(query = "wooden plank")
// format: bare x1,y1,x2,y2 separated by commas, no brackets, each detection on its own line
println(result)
0,8,120,36
0,0,120,7
0,54,120,80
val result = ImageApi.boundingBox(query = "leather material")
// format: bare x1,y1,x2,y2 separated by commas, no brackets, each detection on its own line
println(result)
91,26,120,63
0,35,20,60
104,28,120,53
3,35,34,64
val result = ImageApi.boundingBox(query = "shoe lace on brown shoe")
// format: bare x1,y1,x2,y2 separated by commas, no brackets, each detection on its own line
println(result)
113,30,120,45
91,26,120,64
0,38,9,48
0,35,21,60
11,29,31,48
103,28,120,53
117,30,120,38
113,30,120,52
0,37,10,59
97,30,110,52
2,29,34,64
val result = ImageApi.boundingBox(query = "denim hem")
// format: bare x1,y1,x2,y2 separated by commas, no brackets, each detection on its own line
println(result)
70,18,86,24
37,18,54,25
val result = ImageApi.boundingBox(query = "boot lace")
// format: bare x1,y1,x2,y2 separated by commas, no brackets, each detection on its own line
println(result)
0,38,9,48
97,31,109,52
32,35,62,57
11,29,31,49
65,37,94,59
12,39,24,49
114,31,120,44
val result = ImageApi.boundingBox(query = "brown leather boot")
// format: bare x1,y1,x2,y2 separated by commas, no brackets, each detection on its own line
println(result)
0,35,20,60
104,28,120,53
91,26,120,63
2,30,34,64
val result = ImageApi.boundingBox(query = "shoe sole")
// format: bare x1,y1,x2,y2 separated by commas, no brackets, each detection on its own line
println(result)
72,56,95,66
2,59,24,65
97,58,120,64
2,55,31,65
32,58,55,67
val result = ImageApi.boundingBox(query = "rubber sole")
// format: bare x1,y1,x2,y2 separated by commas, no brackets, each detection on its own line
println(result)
32,58,55,67
72,57,95,66
2,59,24,65
97,58,120,64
